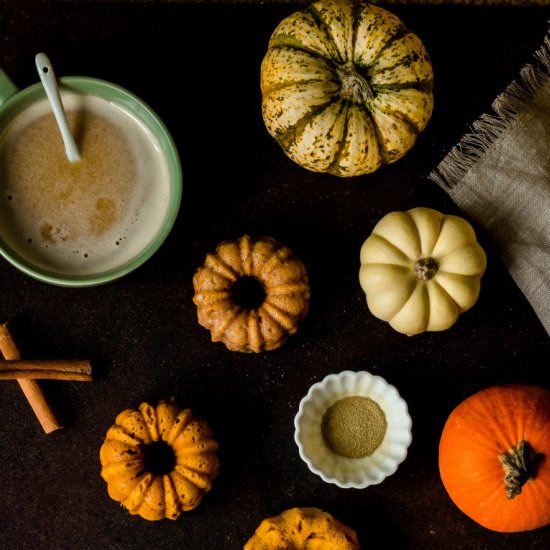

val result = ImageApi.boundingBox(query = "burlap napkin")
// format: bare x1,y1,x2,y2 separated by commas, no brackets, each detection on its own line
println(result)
429,28,550,336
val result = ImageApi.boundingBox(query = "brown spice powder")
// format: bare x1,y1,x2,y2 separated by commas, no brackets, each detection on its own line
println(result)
321,396,387,459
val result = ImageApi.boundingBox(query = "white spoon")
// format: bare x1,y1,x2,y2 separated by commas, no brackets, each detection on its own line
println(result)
35,53,81,163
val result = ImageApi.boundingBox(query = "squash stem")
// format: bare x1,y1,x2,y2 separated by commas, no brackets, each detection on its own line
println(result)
499,440,544,499
414,258,438,280
337,67,374,103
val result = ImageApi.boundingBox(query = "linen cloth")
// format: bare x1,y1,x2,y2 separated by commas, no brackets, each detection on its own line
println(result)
430,30,550,336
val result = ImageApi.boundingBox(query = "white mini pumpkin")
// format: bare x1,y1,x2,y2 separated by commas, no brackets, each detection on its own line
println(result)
359,207,487,335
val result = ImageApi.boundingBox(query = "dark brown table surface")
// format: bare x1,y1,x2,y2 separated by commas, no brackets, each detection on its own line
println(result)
1,2,550,549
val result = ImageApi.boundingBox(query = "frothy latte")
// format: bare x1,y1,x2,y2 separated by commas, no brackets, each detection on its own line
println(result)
0,92,171,275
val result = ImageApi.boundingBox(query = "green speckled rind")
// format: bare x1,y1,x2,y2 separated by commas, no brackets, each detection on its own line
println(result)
260,0,434,177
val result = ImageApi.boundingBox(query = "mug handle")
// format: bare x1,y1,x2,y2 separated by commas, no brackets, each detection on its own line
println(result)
0,69,19,107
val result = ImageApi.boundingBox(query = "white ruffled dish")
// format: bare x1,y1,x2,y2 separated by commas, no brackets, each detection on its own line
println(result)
294,370,412,489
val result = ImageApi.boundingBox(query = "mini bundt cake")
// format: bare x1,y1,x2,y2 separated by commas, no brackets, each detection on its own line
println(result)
193,235,310,352
99,399,219,521
244,507,360,549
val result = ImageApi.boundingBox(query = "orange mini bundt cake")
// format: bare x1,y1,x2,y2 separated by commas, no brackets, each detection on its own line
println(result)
193,235,310,352
99,399,219,521
244,507,360,549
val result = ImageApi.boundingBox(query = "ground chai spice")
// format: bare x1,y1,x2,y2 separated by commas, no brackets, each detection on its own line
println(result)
321,396,387,458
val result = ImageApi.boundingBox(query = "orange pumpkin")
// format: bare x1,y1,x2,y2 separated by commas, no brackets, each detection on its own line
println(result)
439,384,550,532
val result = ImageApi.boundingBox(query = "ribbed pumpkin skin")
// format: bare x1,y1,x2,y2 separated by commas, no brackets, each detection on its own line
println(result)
100,400,219,521
439,385,550,533
244,507,360,549
359,207,486,335
261,0,433,177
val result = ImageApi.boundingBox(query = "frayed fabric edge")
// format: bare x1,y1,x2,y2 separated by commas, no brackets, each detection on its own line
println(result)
429,25,550,190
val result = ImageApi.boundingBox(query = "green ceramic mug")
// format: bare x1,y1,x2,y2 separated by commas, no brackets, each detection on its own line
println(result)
0,68,182,287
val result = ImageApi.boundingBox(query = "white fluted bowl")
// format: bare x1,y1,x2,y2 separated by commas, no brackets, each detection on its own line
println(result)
294,370,412,488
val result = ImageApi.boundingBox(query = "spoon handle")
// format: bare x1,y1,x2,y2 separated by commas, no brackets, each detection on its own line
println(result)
35,53,80,163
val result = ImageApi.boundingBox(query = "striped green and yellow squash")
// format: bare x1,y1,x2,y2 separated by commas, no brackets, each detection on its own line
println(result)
260,0,434,177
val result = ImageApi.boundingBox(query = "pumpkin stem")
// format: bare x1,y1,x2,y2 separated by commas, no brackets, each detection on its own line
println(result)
499,440,544,499
414,257,438,280
337,67,374,103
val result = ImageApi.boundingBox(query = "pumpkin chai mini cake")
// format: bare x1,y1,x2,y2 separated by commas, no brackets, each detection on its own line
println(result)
244,507,360,550
99,399,219,521
192,235,310,353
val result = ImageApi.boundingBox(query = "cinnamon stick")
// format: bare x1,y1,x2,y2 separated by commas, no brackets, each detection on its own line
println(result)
0,359,92,381
0,323,63,433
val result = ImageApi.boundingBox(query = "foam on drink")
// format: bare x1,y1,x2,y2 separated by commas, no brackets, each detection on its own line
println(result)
0,92,171,275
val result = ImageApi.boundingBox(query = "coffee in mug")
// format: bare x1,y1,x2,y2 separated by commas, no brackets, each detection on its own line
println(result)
0,75,181,286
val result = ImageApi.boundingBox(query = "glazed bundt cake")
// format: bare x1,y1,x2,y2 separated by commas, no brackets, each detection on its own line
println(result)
100,399,219,521
193,235,310,352
244,507,360,549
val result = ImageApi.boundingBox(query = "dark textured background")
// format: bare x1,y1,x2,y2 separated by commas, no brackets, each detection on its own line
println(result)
1,2,549,549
